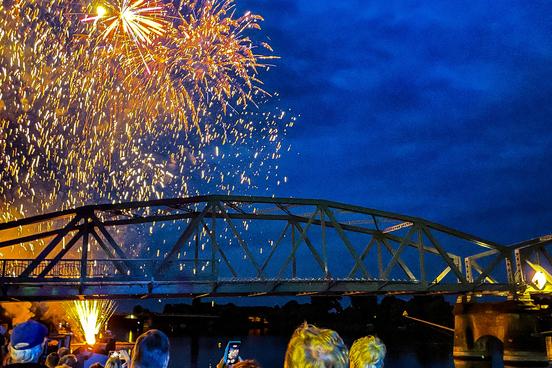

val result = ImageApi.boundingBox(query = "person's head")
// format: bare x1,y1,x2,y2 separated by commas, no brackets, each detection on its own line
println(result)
349,336,386,368
130,329,170,368
8,320,48,364
284,323,349,368
89,363,104,368
232,360,262,368
58,354,78,368
45,352,60,368
105,355,123,368
57,347,70,358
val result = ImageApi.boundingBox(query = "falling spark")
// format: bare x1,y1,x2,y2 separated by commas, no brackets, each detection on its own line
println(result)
0,0,292,229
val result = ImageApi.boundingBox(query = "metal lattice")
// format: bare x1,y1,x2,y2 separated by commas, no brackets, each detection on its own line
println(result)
0,195,536,300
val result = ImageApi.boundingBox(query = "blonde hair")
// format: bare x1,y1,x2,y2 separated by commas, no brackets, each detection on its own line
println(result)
284,323,349,368
349,336,386,368
105,355,123,368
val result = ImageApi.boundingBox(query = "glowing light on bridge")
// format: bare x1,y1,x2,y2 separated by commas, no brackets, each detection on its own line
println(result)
69,300,117,345
527,260,552,292
532,271,547,290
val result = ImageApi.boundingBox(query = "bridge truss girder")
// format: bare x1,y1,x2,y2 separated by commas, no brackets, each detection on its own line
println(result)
0,195,523,300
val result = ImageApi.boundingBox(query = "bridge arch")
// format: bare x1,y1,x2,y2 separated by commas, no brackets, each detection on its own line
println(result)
474,335,504,363
0,195,518,300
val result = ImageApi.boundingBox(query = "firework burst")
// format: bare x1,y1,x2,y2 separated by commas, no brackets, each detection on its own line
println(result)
68,300,117,345
0,0,292,228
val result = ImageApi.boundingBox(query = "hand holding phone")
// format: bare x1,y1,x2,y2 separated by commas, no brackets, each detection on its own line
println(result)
223,341,241,366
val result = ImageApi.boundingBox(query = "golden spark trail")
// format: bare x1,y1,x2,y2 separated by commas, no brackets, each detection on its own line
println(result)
68,300,117,345
0,0,291,231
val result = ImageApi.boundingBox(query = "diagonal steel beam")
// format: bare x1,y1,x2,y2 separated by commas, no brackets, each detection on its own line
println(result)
36,230,84,278
348,237,376,278
277,209,319,279
382,226,416,280
20,215,82,278
92,215,132,261
423,228,468,284
216,202,264,279
470,258,497,284
431,266,451,284
473,253,504,285
260,222,290,275
323,206,370,279
294,221,328,277
156,203,212,274
0,227,83,249
89,228,127,275
379,237,416,281
201,220,236,278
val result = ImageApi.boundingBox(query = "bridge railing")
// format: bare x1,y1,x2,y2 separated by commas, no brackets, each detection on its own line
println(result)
0,258,215,281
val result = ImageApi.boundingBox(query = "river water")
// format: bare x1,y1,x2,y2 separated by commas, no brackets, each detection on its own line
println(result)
168,335,454,368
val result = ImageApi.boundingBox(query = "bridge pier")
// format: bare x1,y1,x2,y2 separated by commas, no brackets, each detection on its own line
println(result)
453,296,551,366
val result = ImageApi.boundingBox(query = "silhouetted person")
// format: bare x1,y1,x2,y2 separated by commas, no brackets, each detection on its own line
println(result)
56,348,70,359
130,330,170,368
4,320,48,368
45,352,60,368
58,354,77,368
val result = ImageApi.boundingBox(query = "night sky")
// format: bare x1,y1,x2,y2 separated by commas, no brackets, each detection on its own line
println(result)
237,0,552,245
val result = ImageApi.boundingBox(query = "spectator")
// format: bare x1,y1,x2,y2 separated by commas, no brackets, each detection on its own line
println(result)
45,352,60,368
284,323,348,368
349,336,386,368
104,355,123,368
57,348,70,359
0,325,8,366
4,320,48,368
104,331,116,355
130,330,170,368
58,354,78,368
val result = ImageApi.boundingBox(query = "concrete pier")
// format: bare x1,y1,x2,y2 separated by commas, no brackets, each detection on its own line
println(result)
453,297,552,366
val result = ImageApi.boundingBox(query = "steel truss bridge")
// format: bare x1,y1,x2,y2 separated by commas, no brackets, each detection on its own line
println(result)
0,195,550,300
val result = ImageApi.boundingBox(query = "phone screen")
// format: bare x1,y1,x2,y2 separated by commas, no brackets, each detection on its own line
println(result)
224,341,241,365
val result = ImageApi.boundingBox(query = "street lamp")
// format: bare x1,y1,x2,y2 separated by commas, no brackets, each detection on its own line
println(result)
532,270,547,290
527,260,551,291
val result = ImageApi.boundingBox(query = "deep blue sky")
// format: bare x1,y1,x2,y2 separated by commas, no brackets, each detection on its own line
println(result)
238,0,552,245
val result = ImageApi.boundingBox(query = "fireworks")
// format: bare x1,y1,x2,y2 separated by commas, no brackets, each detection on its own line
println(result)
82,0,169,73
83,0,167,46
68,300,117,345
0,0,292,227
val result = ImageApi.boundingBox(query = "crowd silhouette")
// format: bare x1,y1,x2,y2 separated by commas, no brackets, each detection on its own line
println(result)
0,319,385,368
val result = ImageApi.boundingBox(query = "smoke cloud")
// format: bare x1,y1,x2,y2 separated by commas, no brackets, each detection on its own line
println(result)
1,302,35,325
1,301,68,330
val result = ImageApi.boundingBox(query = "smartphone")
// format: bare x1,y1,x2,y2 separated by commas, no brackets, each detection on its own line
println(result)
223,341,241,365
